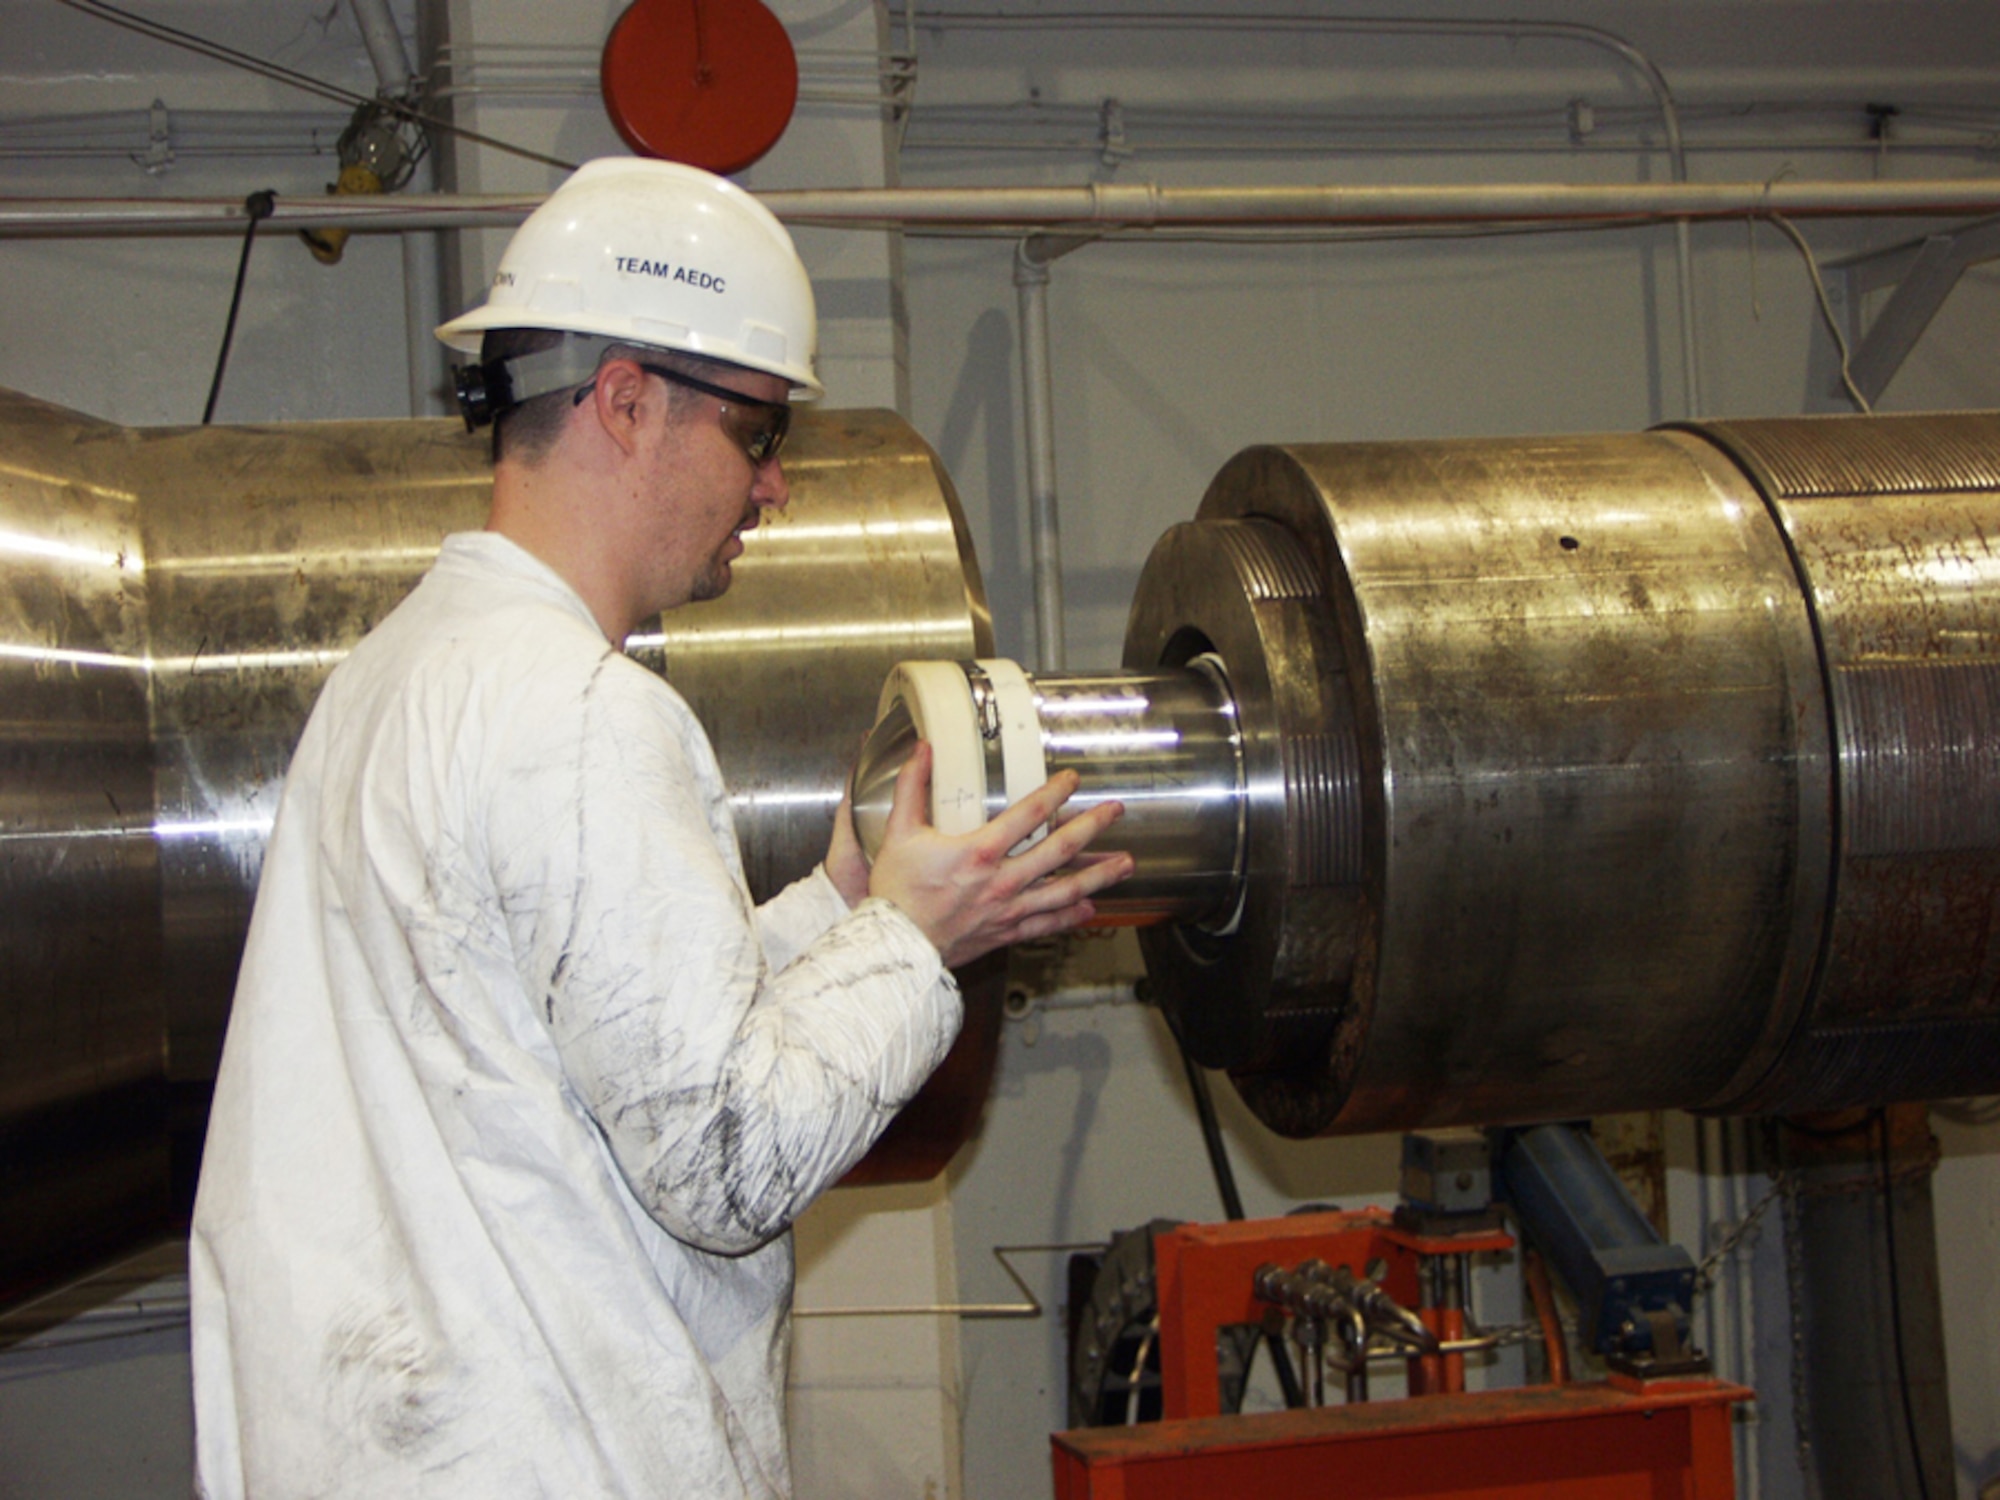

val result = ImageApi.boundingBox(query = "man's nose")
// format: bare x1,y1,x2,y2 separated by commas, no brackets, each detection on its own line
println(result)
752,458,790,511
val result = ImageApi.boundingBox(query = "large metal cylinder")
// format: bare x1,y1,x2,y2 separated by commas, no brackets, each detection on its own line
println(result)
1127,411,2000,1135
851,412,2000,1140
0,387,995,1300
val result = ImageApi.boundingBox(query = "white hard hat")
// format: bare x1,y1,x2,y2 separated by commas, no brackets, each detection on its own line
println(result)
436,157,821,397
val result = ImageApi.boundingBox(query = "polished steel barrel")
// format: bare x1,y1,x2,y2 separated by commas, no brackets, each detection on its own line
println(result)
1120,411,2000,1136
0,387,993,1300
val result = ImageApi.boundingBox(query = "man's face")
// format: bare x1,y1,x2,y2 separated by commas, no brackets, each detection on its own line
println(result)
638,363,793,609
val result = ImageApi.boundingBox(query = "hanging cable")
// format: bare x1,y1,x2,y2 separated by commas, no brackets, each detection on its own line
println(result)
1174,1039,1306,1409
1876,1108,1935,1500
54,0,576,172
202,189,275,425
1765,211,1874,413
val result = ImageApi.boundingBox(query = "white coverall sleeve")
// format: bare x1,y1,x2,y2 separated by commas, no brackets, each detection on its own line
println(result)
755,865,857,976
492,656,960,1256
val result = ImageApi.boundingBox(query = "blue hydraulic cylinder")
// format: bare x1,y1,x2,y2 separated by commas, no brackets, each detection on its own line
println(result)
1494,1123,1697,1359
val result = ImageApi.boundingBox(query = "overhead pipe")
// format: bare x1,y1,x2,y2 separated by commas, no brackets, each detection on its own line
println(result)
8,178,2000,235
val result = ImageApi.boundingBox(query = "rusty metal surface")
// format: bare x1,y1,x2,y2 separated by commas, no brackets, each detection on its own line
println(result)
1157,432,1832,1135
1692,412,2000,1112
1123,413,2000,1137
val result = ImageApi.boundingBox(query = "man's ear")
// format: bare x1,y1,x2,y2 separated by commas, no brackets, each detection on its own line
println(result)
586,357,652,458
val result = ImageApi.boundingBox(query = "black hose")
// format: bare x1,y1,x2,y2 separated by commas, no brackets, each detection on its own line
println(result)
1179,1039,1247,1221
202,189,276,425
1176,1040,1306,1409
1876,1108,1934,1500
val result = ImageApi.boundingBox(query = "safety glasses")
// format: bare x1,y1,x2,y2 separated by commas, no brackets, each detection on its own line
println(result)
569,360,792,465
640,363,791,465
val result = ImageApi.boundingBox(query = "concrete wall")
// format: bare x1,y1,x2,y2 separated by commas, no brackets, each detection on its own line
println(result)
2,2,1999,1498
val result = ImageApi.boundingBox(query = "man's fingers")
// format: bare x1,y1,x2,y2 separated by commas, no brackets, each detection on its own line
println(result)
981,769,1081,851
1006,797,1126,884
1005,899,1102,947
1025,849,1134,912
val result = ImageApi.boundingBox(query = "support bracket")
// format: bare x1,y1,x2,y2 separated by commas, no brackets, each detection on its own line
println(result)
1811,215,2000,410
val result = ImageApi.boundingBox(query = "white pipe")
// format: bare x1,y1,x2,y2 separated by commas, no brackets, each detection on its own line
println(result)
349,0,413,97
399,159,445,418
7,178,2000,235
1014,242,1066,671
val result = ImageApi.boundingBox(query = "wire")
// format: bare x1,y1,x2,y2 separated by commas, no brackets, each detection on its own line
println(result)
1876,1108,1934,1500
1178,1041,1245,1220
55,0,576,172
1764,211,1874,413
202,188,275,424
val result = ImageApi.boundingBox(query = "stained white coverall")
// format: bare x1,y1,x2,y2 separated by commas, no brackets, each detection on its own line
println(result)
190,532,961,1498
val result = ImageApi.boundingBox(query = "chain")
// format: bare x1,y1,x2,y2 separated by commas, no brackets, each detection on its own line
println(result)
1693,1174,1786,1294
1693,1134,1940,1298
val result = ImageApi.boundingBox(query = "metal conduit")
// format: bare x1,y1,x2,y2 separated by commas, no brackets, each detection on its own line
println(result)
1014,248,1066,672
348,0,413,96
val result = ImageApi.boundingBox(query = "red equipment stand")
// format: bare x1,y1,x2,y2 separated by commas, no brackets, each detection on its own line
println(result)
1052,1209,1751,1499
1051,1377,1751,1499
1153,1209,1514,1419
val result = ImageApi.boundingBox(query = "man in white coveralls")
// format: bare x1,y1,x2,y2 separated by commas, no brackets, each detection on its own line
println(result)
189,157,1133,1498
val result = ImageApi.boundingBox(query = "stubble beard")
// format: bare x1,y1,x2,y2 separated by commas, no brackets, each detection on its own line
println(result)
688,503,760,603
689,562,729,603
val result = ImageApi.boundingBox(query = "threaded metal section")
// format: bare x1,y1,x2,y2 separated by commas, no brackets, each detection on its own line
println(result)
1747,1017,2000,1114
1834,660,2000,856
1215,516,1321,601
1706,414,2000,498
1214,518,1363,889
1283,731,1363,886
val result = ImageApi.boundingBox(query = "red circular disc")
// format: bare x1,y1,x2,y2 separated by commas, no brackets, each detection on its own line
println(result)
601,0,799,176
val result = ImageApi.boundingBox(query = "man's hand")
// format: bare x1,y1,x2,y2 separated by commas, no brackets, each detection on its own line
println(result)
866,742,1134,968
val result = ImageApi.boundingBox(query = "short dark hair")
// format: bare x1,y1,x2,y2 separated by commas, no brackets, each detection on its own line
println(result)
478,330,715,466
